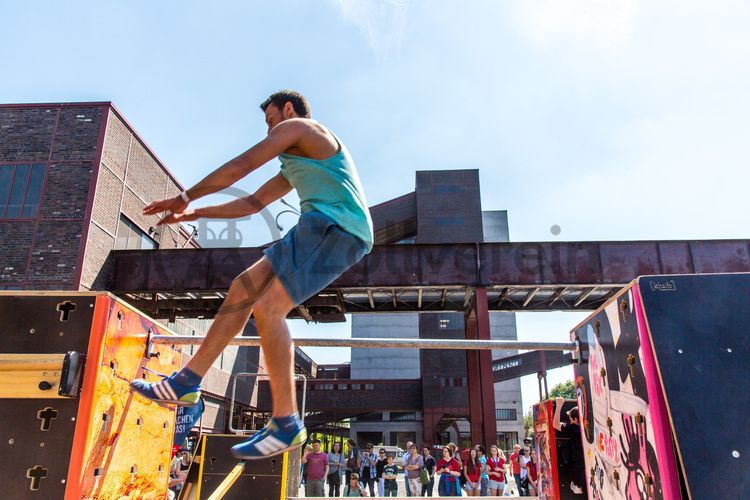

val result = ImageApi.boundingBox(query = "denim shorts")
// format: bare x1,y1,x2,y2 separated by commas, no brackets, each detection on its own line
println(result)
264,210,369,305
488,479,505,491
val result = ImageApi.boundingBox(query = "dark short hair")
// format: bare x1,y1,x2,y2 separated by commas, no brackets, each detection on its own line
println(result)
312,439,321,444
568,407,580,420
347,439,356,446
260,90,311,118
476,445,486,455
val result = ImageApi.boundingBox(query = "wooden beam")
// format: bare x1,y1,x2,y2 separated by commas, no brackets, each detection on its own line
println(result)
206,461,246,500
0,353,65,371
0,354,66,399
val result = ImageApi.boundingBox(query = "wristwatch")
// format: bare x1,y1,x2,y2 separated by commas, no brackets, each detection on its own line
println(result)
179,191,191,204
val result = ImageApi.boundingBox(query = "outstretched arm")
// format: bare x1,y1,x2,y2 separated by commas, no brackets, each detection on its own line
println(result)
552,396,565,431
143,120,304,218
157,173,292,225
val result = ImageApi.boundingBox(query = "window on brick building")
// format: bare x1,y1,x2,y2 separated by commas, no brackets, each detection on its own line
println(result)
0,163,46,219
115,215,157,250
495,408,517,421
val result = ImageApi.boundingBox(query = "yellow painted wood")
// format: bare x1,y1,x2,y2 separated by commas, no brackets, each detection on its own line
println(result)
205,461,246,500
0,353,65,371
1,370,63,398
279,452,288,500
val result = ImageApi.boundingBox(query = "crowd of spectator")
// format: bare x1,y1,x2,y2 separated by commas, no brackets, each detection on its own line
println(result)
301,438,539,497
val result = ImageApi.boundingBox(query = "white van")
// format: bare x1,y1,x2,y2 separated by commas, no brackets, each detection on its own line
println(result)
379,446,406,469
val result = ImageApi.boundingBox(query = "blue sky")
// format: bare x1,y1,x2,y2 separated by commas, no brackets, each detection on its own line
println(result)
3,0,749,410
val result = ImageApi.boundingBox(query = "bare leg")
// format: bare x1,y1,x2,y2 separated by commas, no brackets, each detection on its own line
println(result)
252,278,297,417
184,257,276,377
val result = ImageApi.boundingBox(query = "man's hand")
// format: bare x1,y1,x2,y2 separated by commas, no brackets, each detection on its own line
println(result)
158,209,199,225
143,195,187,218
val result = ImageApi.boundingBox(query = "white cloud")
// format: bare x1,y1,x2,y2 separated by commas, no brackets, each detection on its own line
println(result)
512,0,637,50
335,0,411,60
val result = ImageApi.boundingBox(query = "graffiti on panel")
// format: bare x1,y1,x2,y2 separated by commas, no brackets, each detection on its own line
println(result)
574,289,663,500
534,402,555,498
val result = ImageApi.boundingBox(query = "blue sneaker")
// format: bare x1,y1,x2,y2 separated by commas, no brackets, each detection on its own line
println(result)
130,372,201,406
231,419,307,460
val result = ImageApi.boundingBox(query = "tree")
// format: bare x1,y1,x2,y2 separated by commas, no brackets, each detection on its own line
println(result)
523,407,534,438
549,380,576,399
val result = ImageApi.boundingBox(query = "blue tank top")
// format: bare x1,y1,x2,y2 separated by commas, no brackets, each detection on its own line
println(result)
278,130,373,250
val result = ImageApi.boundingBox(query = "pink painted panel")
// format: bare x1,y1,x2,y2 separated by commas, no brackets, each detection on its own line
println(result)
633,285,680,500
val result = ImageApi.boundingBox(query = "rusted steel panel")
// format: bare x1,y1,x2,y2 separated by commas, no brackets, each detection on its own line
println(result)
146,248,210,291
110,250,150,291
206,248,265,289
539,242,602,284
598,242,662,283
690,240,750,273
481,243,603,285
480,243,545,285
335,244,477,288
108,240,750,294
657,241,695,274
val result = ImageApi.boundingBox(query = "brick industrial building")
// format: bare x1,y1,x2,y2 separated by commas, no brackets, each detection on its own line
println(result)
0,102,264,429
347,170,524,449
0,102,523,448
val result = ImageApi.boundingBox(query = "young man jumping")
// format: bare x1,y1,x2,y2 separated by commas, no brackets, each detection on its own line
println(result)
130,90,373,459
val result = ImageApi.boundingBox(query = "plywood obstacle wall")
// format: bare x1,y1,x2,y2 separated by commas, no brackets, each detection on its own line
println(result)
571,273,750,500
178,434,299,500
0,292,181,499
533,398,583,500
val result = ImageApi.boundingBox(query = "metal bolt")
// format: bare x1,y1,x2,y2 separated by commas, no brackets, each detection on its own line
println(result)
40,442,45,447
8,438,14,445
732,450,740,458
59,331,64,336
29,328,35,334
61,479,66,484
90,304,94,308
677,349,683,354
727,348,733,353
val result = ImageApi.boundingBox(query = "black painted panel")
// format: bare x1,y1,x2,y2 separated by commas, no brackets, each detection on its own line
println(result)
639,273,750,499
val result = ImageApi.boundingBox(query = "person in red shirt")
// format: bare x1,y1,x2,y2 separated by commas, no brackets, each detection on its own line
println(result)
463,448,482,496
436,447,462,496
527,449,538,496
487,444,506,496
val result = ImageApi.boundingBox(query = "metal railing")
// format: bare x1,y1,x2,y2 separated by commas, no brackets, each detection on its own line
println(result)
227,372,307,435
150,335,578,354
